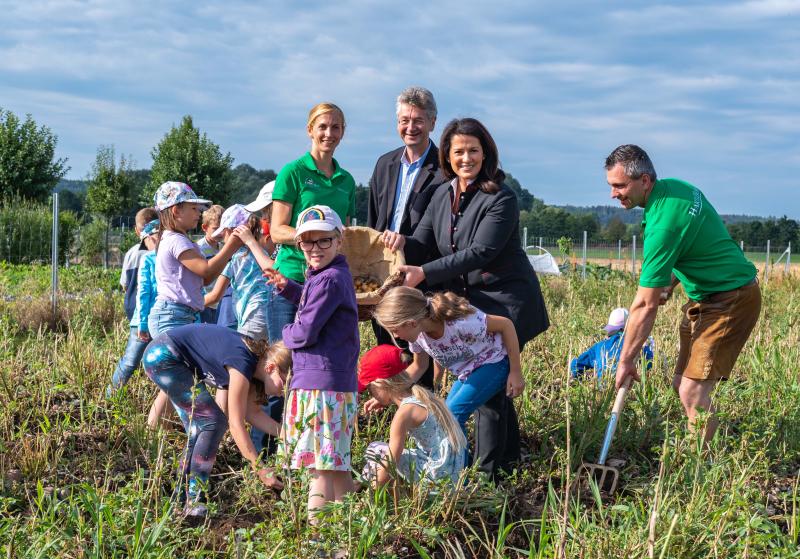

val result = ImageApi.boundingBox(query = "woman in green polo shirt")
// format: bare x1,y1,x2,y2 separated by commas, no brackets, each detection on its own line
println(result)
266,102,357,343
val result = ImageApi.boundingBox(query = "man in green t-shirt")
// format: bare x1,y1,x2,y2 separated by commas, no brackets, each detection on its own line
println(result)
605,144,761,443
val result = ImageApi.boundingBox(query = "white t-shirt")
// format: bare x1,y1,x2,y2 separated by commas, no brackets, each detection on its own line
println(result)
409,308,507,380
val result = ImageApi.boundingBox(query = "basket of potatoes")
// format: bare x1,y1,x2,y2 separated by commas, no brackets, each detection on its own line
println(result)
341,226,406,321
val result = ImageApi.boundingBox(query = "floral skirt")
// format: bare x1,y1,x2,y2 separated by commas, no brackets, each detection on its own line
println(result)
278,389,357,471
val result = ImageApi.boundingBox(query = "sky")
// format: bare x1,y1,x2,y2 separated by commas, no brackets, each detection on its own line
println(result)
1,0,798,218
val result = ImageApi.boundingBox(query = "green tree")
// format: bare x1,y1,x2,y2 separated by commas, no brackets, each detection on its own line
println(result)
0,108,69,202
146,115,234,207
86,146,135,220
504,172,534,212
603,216,628,242
229,164,277,204
354,184,369,225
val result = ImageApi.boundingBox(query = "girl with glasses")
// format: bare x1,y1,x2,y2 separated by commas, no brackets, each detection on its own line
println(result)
264,205,359,530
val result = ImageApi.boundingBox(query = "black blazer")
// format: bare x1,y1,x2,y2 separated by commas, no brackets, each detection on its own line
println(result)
406,181,550,347
367,143,447,262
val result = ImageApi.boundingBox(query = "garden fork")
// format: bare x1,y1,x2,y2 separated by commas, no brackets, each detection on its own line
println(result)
579,377,632,494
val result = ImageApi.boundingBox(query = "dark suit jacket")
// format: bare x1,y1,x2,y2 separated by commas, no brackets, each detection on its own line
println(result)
367,143,447,265
406,182,550,347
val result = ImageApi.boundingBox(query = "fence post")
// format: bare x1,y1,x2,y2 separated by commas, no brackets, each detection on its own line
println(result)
581,230,587,279
120,221,126,267
740,240,744,252
103,219,109,270
523,227,527,251
632,235,637,279
763,239,770,283
786,243,792,274
51,193,59,316
352,218,357,227
618,239,622,264
539,237,543,251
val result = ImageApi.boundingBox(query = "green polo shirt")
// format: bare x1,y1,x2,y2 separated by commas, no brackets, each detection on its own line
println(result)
639,178,756,301
272,152,356,281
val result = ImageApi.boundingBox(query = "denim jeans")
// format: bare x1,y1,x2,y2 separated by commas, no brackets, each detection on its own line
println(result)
445,357,510,431
265,287,298,344
110,326,149,391
445,357,510,468
198,306,218,324
148,299,199,337
251,283,299,455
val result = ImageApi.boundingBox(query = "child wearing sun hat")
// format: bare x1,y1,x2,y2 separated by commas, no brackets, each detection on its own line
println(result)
263,205,359,525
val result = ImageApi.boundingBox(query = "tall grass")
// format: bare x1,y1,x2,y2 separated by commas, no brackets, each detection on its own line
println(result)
1,270,799,557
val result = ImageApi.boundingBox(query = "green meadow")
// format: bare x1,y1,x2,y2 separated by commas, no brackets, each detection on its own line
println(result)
1,265,799,558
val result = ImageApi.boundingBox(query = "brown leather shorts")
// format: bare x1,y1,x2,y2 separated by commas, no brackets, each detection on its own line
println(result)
675,280,761,381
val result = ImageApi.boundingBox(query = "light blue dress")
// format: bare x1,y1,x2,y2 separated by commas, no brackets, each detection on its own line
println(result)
364,395,465,485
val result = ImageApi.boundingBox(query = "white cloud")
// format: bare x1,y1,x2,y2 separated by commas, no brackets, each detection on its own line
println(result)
0,0,797,217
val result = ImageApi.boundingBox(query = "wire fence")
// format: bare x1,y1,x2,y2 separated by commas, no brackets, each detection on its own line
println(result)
523,233,795,280
1,197,795,312
0,212,138,267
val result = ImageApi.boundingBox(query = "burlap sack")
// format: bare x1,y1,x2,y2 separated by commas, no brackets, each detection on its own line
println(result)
341,226,405,318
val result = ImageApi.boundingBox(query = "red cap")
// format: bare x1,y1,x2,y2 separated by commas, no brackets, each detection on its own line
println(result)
357,345,408,392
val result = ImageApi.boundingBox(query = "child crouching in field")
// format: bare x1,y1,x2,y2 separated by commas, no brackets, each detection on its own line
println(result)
108,219,160,394
372,287,524,475
265,205,359,525
358,345,466,487
570,307,654,382
142,323,290,519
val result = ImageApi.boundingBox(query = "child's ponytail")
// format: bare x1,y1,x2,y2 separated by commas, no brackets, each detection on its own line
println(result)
409,384,467,452
427,291,474,323
373,286,474,329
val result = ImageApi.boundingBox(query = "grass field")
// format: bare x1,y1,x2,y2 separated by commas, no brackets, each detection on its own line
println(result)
1,265,800,558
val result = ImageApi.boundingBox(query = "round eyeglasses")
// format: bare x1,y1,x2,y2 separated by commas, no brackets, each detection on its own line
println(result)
298,237,334,251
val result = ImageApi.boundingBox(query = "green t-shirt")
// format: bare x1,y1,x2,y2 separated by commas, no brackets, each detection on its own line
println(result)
272,152,356,282
639,178,756,301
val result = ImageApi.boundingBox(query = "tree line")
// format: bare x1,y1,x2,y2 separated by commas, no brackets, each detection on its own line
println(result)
2,107,795,248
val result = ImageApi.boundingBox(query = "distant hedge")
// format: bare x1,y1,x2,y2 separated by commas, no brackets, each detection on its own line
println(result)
0,197,79,264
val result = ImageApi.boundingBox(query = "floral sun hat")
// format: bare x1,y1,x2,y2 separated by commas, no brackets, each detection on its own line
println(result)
154,181,211,211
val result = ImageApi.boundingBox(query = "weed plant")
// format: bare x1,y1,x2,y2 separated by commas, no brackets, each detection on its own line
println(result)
0,268,799,557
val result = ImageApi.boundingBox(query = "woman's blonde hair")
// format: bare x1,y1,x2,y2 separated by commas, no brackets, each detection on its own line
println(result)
370,371,466,452
372,286,474,329
307,102,346,130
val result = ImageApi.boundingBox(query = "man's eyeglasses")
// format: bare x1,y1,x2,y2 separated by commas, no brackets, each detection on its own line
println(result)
298,237,334,251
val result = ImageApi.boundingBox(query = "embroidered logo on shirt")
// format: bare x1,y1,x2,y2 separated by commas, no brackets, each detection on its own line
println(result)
688,188,703,217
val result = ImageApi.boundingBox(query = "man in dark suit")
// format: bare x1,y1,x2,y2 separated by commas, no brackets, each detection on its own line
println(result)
367,86,447,387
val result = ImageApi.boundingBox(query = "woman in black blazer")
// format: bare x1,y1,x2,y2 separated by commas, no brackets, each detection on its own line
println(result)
382,117,549,479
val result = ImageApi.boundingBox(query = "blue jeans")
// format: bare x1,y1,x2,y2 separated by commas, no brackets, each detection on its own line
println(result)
110,326,149,391
216,287,237,329
199,306,218,324
250,284,299,455
266,287,298,344
446,357,510,433
148,300,199,337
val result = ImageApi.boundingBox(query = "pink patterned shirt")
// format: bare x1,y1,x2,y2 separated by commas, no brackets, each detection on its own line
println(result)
409,308,507,380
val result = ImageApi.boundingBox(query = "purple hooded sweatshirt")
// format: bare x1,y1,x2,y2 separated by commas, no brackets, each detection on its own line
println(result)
279,254,359,392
